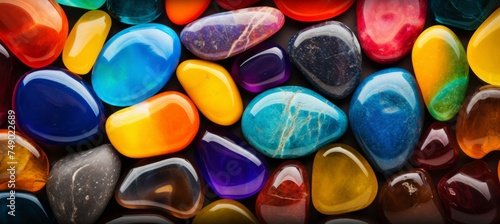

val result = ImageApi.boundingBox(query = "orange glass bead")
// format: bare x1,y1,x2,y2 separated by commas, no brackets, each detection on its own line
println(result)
273,0,354,22
165,0,210,25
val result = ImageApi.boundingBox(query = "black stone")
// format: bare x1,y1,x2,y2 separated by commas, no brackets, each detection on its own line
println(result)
0,191,55,224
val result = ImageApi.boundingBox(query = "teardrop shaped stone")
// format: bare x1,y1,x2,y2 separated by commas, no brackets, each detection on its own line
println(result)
0,191,54,223
193,199,258,224
413,121,459,170
0,43,13,126
165,0,210,25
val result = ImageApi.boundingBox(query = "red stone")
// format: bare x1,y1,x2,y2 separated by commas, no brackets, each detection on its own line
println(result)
413,121,459,170
273,0,354,22
216,0,260,10
0,44,13,126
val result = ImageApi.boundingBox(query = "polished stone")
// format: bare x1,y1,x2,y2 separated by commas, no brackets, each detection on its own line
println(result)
106,91,199,158
312,144,377,215
98,210,179,224
193,199,259,224
356,0,427,64
242,86,348,159
92,23,181,106
413,25,469,121
413,122,459,170
180,6,284,61
318,215,374,224
165,0,210,25
289,21,361,99
349,68,424,174
216,0,260,9
273,0,354,22
430,0,500,30
0,191,54,223
106,0,163,24
0,44,13,126
13,68,106,146
57,0,105,9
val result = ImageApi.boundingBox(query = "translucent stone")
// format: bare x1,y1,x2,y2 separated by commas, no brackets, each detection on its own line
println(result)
193,199,258,224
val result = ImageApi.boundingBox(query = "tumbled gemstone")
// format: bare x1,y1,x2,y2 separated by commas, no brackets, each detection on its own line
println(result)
98,210,179,223
106,0,163,24
430,0,500,30
273,0,354,22
165,0,210,25
193,199,258,224
0,44,13,126
0,191,54,223
216,0,260,9
413,121,459,170
57,0,105,9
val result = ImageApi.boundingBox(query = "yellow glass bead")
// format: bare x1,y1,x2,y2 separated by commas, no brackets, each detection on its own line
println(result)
193,199,259,224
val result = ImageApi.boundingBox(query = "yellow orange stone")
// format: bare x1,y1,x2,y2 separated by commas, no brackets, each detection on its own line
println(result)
193,199,259,224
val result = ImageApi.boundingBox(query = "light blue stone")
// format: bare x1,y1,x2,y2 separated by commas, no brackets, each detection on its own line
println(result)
242,86,348,159
349,68,424,174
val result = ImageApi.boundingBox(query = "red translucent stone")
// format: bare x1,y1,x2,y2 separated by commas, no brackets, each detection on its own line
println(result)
273,0,354,22
413,121,459,170
216,0,260,10
0,44,13,126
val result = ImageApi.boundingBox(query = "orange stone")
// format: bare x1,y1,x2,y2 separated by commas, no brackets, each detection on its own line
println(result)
165,0,210,25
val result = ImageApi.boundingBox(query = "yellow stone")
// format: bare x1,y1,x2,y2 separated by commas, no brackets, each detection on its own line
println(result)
193,199,258,224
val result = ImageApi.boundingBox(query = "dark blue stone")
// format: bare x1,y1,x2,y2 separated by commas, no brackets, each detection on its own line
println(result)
430,0,500,30
0,191,54,224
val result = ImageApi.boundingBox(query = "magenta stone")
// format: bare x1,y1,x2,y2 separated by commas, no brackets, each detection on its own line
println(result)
413,121,459,170
0,44,13,126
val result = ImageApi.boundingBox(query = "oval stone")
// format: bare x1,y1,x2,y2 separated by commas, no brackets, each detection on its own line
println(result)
180,6,284,61
165,0,210,25
413,25,469,121
92,23,181,106
242,86,348,159
0,44,13,126
193,199,258,224
0,192,54,223
273,0,354,22
106,0,163,24
57,0,105,10
413,122,459,170
349,68,424,174
289,21,361,99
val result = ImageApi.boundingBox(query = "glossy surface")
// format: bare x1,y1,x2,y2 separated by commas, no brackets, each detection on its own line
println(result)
0,0,68,68
0,192,53,223
92,23,181,106
106,91,199,158
356,0,427,64
318,216,374,224
413,25,469,121
193,199,259,224
349,68,424,174
57,0,105,9
180,6,285,61
413,122,459,170
242,86,348,159
177,59,243,126
165,0,210,25
98,210,179,224
273,0,354,22
106,0,163,24
0,44,13,126
430,0,500,30
216,0,260,9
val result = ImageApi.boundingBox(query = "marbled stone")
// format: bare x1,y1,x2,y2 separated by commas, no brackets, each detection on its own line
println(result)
13,68,106,146
356,0,427,64
165,0,210,25
216,0,260,9
437,160,500,223
177,59,243,126
413,25,469,121
242,86,348,159
92,23,181,106
106,91,199,158
57,0,105,10
115,156,204,219
98,210,179,224
289,21,361,99
0,44,13,126
413,122,459,170
379,168,446,224
47,144,121,224
256,160,309,224
196,126,267,199
0,0,68,68
430,0,500,30
193,199,259,224
273,0,354,22
349,68,424,174
180,6,284,61
0,191,54,223
106,0,163,24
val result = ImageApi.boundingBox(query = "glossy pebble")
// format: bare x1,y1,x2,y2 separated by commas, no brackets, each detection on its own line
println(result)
356,0,427,64
0,44,13,126
413,25,469,121
193,199,259,224
289,21,361,99
13,68,105,146
431,0,500,30
106,91,199,158
413,122,459,170
349,68,424,174
180,7,284,61
273,0,354,22
177,59,243,126
106,0,163,24
242,86,348,159
312,144,377,215
165,0,210,25
216,0,260,9
92,23,181,106
0,192,54,223
57,0,105,9
98,210,179,224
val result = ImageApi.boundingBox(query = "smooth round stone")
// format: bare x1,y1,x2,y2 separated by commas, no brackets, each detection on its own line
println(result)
356,0,427,64
0,191,54,223
216,0,260,9
106,0,163,24
177,59,243,126
106,91,199,158
57,0,105,9
413,121,459,170
467,7,500,85
13,68,106,146
63,10,111,75
349,68,424,174
430,0,500,30
242,86,348,159
289,21,361,99
312,144,377,215
413,25,469,121
0,0,68,68
273,0,354,22
92,23,181,106
0,44,13,126
193,199,259,224
180,6,285,61
165,0,210,25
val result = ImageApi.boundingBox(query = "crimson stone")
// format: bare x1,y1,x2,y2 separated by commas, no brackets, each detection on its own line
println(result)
413,121,459,170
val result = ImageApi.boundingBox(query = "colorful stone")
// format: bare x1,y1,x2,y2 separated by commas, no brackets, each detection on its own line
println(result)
413,122,459,170
63,10,111,75
92,23,181,106
57,0,105,9
216,0,260,9
106,91,199,158
106,0,163,24
47,144,121,224
0,0,68,68
467,7,500,85
289,21,361,99
115,156,204,219
13,68,106,146
180,6,285,61
242,86,348,159
349,68,424,174
273,0,354,22
165,0,210,25
256,160,309,224
196,126,268,199
430,0,500,30
312,144,377,215
193,199,258,224
0,44,13,126
413,25,469,121
356,0,427,64
231,42,291,93
176,59,243,126
437,160,500,223
379,168,446,224
0,192,54,223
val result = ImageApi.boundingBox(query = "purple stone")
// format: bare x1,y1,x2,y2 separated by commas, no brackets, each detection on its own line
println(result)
231,42,291,92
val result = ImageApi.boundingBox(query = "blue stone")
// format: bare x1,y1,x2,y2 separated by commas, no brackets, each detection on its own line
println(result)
430,0,500,30
13,68,105,145
106,0,163,24
242,86,348,159
92,23,181,106
0,191,54,224
349,68,424,174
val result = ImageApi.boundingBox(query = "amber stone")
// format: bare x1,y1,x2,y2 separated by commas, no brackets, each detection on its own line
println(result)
413,121,459,170
193,199,258,224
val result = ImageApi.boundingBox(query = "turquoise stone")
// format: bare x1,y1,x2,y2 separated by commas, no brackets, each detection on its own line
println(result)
0,191,54,223
349,68,424,174
106,0,163,24
242,86,348,159
92,23,181,106
430,0,500,30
